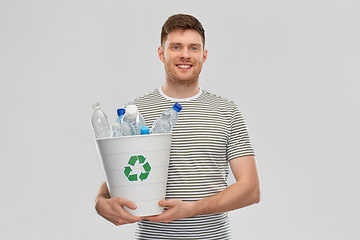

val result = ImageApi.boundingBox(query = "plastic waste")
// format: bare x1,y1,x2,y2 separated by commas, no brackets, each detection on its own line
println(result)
121,105,146,135
140,126,150,135
120,117,135,136
111,123,122,137
90,102,112,139
116,108,125,123
166,103,182,128
151,110,172,134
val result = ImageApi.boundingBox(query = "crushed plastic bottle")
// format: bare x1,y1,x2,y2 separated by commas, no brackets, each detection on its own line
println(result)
120,117,135,136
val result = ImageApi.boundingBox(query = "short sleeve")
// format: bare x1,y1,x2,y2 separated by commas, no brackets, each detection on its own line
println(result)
226,103,255,161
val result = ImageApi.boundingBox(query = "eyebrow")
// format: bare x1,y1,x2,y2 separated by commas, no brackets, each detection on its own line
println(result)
168,42,202,47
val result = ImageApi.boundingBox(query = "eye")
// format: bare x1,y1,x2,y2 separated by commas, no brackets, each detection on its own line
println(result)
172,46,180,50
191,47,199,51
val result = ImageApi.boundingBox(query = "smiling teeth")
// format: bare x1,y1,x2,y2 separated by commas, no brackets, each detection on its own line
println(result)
177,65,191,68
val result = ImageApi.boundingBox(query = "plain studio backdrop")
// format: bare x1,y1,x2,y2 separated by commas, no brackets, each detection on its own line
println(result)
1,1,359,239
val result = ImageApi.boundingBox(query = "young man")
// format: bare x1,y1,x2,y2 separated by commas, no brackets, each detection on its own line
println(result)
95,14,260,239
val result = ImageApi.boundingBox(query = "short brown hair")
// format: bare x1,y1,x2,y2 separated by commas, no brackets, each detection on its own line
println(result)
161,14,205,48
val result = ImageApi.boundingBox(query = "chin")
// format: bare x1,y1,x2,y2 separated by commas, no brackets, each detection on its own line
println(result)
174,78,198,86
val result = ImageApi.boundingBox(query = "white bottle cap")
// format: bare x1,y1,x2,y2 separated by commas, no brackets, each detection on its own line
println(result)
162,110,170,119
92,102,100,109
111,122,120,130
126,105,138,118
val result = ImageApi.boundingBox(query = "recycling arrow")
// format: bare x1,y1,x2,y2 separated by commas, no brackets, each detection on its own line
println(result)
124,166,137,181
139,172,149,181
123,155,151,182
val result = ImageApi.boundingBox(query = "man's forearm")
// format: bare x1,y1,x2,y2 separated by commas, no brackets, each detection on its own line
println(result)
144,156,260,223
190,179,260,216
145,176,260,223
190,156,260,216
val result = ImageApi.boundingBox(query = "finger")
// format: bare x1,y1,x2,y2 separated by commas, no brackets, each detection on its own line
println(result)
158,200,167,207
113,210,143,225
122,213,144,223
145,214,164,222
158,199,175,207
110,198,143,223
111,197,137,210
120,198,138,210
145,209,173,223
120,206,144,223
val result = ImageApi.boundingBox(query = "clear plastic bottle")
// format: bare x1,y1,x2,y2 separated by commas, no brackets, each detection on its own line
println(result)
120,118,135,136
115,108,125,123
151,110,172,134
167,103,182,128
121,105,146,135
111,123,122,137
140,126,150,135
90,102,112,139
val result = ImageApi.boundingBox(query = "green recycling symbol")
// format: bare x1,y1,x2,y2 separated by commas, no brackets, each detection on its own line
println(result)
123,155,151,182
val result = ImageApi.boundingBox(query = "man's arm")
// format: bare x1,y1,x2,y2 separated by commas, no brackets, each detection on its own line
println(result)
145,155,260,223
95,182,144,225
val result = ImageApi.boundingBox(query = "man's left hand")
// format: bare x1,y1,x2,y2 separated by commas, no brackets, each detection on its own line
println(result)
144,199,194,223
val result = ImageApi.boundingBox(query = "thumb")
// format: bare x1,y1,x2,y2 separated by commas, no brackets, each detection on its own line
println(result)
118,198,137,210
158,200,170,207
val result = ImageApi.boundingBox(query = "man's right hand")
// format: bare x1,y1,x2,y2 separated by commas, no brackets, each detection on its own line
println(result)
95,183,143,225
95,197,144,226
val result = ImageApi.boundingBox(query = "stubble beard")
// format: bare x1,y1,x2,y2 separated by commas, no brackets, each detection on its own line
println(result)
164,64,202,88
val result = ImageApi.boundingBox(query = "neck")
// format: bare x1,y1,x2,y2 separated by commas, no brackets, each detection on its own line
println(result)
161,81,200,99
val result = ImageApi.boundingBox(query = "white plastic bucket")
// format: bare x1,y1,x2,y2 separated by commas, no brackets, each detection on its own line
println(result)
95,133,171,217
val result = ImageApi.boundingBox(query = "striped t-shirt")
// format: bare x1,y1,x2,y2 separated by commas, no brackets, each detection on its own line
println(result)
127,87,255,240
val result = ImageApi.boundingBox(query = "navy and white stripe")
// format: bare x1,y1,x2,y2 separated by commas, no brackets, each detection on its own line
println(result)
126,88,255,240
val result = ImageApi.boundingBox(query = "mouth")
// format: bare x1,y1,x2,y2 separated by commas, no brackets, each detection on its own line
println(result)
176,64,193,69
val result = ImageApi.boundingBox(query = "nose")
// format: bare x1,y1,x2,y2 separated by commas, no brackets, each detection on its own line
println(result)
179,48,190,60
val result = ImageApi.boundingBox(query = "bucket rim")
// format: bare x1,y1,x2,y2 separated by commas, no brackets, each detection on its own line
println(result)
94,133,172,141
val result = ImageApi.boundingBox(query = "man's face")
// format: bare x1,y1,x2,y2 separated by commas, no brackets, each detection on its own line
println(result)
158,29,208,85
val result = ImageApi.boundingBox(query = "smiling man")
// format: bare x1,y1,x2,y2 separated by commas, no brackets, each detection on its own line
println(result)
95,14,260,239
159,28,207,98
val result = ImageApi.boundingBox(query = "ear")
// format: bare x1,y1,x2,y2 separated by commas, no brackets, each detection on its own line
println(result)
202,49,208,63
158,46,165,63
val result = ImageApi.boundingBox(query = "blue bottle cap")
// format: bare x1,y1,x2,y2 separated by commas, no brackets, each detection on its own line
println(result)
173,103,182,112
117,108,125,116
140,126,150,135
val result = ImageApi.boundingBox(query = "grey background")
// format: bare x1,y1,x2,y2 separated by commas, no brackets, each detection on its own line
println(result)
1,0,359,239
